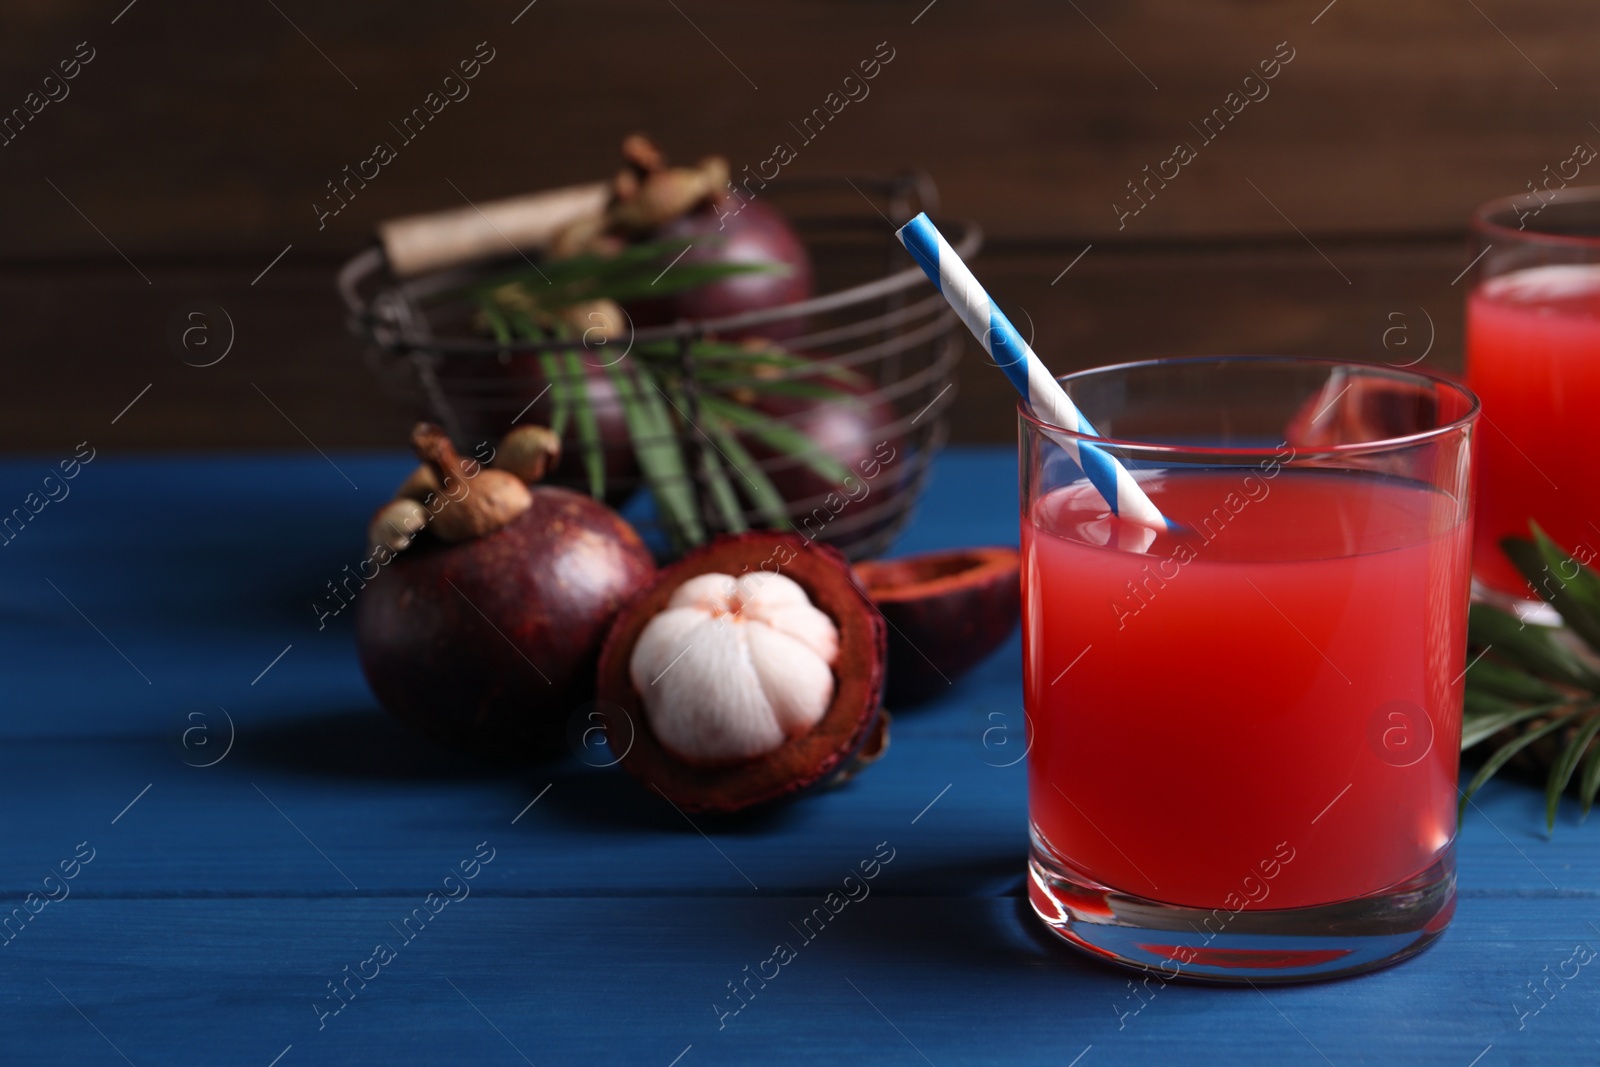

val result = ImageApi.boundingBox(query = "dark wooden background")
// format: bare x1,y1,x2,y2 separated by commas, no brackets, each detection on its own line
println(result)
2,0,1593,449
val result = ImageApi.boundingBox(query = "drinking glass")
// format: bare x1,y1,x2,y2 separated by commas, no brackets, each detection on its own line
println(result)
1022,356,1478,982
1466,186,1600,601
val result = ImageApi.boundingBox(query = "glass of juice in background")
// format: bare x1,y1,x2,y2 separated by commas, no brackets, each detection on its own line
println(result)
1022,357,1478,982
1467,187,1600,602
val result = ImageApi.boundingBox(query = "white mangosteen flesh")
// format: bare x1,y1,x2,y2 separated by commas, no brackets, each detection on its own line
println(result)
628,571,839,768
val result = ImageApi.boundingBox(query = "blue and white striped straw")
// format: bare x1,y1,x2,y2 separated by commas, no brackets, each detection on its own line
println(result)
896,212,1173,532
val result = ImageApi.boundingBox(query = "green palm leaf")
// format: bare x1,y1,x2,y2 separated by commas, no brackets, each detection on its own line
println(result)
1465,655,1570,705
1502,530,1600,654
1546,710,1600,830
1580,741,1600,817
602,360,702,548
455,236,895,556
698,394,852,486
563,350,605,499
1460,528,1600,831
1467,601,1599,690
481,304,512,344
464,239,776,311
660,380,746,534
537,353,570,438
1462,698,1567,750
1460,707,1586,819
704,416,792,531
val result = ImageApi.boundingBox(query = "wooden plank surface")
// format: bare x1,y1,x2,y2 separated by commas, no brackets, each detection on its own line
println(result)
3,3,1598,1057
5,895,1598,1066
0,238,1470,450
1,452,1598,1063
0,0,1569,453
1,0,1596,254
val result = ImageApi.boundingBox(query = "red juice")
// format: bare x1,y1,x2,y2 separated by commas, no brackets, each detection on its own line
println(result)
1023,469,1469,911
1467,264,1600,596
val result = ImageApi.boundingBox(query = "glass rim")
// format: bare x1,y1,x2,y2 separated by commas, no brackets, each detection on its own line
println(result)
1471,184,1600,247
1017,355,1480,459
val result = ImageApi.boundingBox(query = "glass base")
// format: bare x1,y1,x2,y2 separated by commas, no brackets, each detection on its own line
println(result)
1028,842,1455,984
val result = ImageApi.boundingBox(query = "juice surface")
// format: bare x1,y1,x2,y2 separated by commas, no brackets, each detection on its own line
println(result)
1024,469,1469,911
1467,263,1600,596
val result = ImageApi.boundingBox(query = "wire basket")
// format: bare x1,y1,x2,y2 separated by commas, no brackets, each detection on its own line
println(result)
338,173,979,561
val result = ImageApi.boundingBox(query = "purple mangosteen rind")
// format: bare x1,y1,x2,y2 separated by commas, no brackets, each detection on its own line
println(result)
432,354,641,504
356,486,656,761
856,547,1022,707
732,383,909,555
623,200,815,340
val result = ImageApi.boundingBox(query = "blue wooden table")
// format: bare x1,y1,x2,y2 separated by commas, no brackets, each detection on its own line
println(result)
1,449,1595,1066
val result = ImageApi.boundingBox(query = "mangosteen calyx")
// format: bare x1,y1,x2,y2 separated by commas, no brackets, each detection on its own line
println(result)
354,422,657,761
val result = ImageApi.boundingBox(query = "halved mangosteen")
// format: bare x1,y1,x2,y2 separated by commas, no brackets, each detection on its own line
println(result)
854,547,1021,707
596,532,887,813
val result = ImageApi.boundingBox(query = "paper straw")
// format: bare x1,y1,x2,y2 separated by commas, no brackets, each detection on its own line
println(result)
896,212,1173,532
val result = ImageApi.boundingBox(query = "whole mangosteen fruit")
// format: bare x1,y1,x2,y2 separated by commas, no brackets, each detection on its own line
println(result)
628,199,813,338
356,424,656,760
732,378,909,555
555,135,814,340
